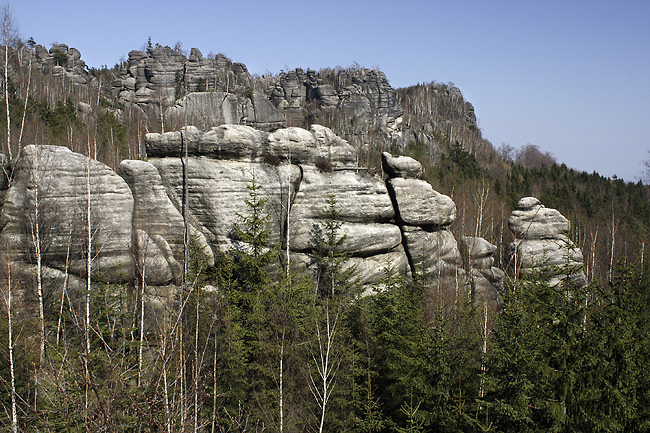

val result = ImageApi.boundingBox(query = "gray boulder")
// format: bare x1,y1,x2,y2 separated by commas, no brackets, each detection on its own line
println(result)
387,178,456,226
0,145,134,281
148,157,301,251
342,245,411,286
291,165,394,223
290,246,410,287
267,125,357,166
290,221,402,257
509,196,569,240
401,226,463,275
145,124,356,166
381,152,422,179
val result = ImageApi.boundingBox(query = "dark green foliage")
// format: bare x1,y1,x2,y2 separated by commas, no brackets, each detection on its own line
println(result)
36,98,80,138
310,194,358,299
96,109,127,160
446,141,482,180
51,50,68,67
483,264,650,433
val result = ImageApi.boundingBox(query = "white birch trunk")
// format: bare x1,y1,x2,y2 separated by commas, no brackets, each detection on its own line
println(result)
4,19,11,160
30,149,45,365
5,253,18,433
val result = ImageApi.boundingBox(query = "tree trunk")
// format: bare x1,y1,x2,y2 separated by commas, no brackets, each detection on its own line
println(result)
4,247,18,433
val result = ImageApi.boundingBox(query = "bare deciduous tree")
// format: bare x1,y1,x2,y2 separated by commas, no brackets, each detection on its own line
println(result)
1,3,18,160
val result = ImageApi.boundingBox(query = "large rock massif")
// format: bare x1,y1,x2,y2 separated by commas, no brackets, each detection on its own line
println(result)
109,46,403,139
0,126,585,316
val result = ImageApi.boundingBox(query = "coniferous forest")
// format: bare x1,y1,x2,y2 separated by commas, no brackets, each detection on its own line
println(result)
1,13,650,433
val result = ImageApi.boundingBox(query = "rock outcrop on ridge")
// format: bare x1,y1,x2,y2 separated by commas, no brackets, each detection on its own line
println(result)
271,67,403,139
508,197,586,287
110,47,404,141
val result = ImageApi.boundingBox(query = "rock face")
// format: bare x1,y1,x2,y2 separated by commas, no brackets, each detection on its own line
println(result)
381,152,422,179
110,50,404,144
0,145,134,280
459,236,505,310
380,152,473,302
508,197,586,287
145,124,357,167
387,178,456,226
272,68,403,139
111,47,283,129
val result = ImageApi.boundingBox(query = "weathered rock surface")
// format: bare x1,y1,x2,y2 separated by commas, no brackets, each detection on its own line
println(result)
382,152,422,179
165,91,285,129
459,236,504,310
508,197,586,286
401,226,464,276
148,157,301,251
290,166,394,223
290,221,402,257
273,68,403,138
290,246,410,287
0,145,134,280
118,159,212,283
342,245,411,285
113,47,258,122
134,229,176,285
509,197,569,240
145,124,356,166
387,178,456,226
30,44,95,86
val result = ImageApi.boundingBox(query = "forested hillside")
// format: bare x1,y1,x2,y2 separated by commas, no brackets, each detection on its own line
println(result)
1,31,650,433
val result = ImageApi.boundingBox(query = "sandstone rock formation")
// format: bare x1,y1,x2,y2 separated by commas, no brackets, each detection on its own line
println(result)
0,145,134,280
380,152,468,300
508,197,586,287
110,46,282,129
0,128,511,314
272,68,403,139
459,236,505,311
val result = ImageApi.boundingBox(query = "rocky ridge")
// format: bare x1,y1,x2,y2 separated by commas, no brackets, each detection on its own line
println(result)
108,47,404,142
14,42,476,159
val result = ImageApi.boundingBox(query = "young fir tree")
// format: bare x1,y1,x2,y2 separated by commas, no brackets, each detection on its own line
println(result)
203,171,279,429
486,262,588,433
571,265,648,433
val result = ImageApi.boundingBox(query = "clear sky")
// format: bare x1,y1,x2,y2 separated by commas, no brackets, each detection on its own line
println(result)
10,0,650,182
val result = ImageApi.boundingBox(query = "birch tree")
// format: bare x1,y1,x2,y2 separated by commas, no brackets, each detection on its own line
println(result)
1,3,17,160
2,241,18,433
309,298,342,433
28,146,45,365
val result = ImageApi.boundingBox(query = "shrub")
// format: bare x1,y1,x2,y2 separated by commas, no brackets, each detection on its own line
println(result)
263,152,281,166
315,158,333,172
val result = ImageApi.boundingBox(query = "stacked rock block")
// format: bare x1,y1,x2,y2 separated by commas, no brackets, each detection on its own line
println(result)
458,236,505,311
508,197,586,287
381,152,466,297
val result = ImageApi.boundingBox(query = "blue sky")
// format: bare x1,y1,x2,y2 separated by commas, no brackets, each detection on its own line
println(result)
11,0,650,181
